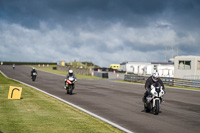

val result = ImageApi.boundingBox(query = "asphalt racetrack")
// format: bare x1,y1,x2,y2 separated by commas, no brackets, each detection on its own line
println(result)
1,65,200,133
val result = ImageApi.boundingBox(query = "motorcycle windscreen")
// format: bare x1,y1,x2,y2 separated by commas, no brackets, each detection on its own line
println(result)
69,77,74,81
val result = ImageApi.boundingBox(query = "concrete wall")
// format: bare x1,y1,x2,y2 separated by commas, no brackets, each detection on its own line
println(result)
57,65,91,75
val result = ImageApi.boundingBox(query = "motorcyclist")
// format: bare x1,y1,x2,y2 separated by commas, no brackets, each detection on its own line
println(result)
13,64,15,70
31,67,37,78
64,69,77,89
142,72,165,103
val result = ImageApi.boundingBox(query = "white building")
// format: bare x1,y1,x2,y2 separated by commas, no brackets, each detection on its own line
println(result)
120,61,174,77
120,62,151,75
151,62,174,77
174,56,200,79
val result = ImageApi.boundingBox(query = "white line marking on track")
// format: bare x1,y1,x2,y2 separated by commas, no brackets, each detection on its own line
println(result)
0,70,134,133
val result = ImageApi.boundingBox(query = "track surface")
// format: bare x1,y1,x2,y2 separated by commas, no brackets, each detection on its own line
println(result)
1,65,200,133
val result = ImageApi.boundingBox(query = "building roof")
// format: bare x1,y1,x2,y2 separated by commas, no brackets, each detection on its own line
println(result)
175,55,200,59
120,61,173,65
151,62,174,65
120,61,151,65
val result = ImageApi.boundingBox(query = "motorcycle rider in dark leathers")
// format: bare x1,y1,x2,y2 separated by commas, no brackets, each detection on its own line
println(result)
13,64,15,70
31,67,37,79
64,69,77,89
143,72,165,103
31,67,37,76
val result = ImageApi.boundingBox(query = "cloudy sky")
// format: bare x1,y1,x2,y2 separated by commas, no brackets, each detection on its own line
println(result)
0,0,200,67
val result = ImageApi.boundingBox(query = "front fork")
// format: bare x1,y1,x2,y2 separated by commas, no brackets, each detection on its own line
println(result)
153,98,160,108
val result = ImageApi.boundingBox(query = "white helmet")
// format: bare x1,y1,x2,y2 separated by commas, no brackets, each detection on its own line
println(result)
152,72,159,82
69,69,73,76
69,70,73,73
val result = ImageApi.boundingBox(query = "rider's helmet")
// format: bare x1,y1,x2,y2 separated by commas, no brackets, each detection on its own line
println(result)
152,72,159,82
69,69,73,76
32,67,35,70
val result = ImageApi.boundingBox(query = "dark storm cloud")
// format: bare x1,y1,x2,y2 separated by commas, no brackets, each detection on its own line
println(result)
1,0,199,30
0,0,167,28
0,0,200,66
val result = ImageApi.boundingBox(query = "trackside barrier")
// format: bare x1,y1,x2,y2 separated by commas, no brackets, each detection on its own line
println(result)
94,71,109,78
124,75,200,88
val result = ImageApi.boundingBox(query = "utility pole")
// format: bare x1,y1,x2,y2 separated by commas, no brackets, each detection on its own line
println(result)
177,48,178,56
165,47,167,62
172,46,174,58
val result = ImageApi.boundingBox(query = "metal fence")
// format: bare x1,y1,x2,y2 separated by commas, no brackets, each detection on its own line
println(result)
124,74,200,88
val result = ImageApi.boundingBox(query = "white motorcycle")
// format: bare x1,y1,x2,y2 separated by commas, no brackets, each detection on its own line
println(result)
144,83,165,115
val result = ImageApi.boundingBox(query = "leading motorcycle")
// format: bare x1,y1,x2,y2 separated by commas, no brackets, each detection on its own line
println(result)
144,83,165,115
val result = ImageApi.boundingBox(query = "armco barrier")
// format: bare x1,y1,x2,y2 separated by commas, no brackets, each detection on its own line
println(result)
94,72,109,78
124,74,200,88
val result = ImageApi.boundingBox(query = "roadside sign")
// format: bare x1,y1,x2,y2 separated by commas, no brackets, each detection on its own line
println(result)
8,86,22,99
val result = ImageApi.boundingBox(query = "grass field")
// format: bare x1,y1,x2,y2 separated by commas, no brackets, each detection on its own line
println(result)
0,72,123,133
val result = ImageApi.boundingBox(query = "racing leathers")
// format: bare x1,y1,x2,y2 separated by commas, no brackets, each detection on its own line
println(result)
31,69,37,77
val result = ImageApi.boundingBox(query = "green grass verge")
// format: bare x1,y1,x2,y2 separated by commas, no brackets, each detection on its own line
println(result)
0,73,123,133
34,66,103,79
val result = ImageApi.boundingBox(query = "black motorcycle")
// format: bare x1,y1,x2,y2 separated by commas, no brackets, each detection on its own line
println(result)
31,72,37,81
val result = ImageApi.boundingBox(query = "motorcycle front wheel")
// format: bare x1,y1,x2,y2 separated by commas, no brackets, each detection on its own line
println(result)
69,85,73,95
154,100,160,115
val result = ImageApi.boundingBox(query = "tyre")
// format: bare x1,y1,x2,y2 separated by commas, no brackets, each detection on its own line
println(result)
70,89,73,95
69,86,73,95
32,76,36,81
154,100,159,115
